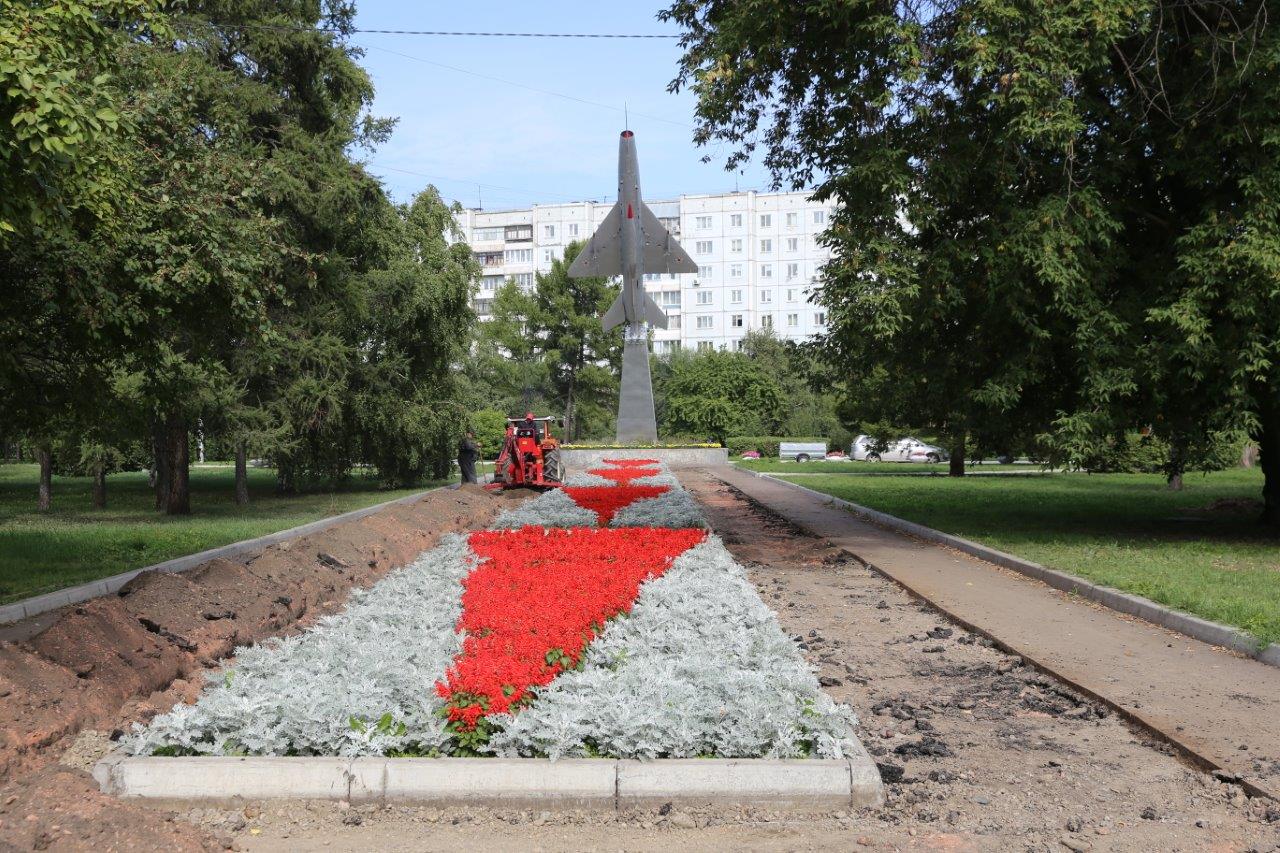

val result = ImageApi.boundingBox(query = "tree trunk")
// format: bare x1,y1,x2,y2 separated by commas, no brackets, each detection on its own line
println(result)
1167,440,1186,491
153,425,170,510
37,446,52,511
565,375,577,442
1259,395,1280,529
235,442,249,506
91,465,107,509
163,413,190,515
277,460,295,495
948,434,966,477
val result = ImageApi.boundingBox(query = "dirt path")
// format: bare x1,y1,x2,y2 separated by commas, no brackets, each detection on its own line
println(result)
711,465,1280,800
194,472,1280,852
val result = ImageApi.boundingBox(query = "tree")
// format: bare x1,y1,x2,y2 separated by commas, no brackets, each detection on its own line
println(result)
0,0,163,241
465,280,548,417
663,1,1280,517
530,241,622,440
658,348,785,444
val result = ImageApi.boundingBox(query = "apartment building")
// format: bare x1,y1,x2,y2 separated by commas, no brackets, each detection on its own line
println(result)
452,190,836,353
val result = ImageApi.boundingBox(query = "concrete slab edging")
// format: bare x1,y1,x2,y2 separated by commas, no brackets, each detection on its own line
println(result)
745,470,1280,669
0,486,449,628
93,753,884,809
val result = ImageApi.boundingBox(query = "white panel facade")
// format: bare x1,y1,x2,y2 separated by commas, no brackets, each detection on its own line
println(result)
453,191,835,352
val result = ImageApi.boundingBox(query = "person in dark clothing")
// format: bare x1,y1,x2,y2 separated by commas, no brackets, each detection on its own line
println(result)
457,431,479,484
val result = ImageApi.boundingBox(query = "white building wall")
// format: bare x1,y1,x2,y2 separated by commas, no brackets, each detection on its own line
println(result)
453,191,835,352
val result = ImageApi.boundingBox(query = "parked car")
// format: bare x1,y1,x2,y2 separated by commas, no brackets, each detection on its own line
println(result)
740,450,762,460
851,435,948,464
779,441,828,462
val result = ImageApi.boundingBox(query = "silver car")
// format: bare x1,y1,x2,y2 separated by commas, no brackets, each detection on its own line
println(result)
851,435,948,464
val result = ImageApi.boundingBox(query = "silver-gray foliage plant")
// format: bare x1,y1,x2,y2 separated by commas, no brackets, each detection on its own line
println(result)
486,536,859,760
122,537,476,757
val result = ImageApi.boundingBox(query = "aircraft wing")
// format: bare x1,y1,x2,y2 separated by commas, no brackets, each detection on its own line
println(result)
640,204,698,274
567,203,623,277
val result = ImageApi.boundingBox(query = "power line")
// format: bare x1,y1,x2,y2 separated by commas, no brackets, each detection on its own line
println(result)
180,19,679,38
362,44,694,130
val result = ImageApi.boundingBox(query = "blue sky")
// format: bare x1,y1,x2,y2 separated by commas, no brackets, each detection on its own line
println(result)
349,2,778,210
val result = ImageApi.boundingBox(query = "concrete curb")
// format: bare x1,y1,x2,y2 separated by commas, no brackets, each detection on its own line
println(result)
94,752,884,809
749,471,1280,669
0,485,448,628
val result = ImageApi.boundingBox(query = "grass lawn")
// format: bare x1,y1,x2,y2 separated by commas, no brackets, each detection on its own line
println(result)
770,468,1280,645
736,458,1044,475
0,463,449,605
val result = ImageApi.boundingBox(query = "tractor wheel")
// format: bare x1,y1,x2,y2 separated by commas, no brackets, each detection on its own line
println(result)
543,448,565,484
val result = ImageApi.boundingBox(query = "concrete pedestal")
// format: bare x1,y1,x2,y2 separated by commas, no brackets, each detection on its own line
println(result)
616,331,657,444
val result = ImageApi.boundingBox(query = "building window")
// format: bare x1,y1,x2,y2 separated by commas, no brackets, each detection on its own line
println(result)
786,237,799,252
698,265,713,279
786,211,799,227
474,299,493,315
514,273,533,287
505,248,532,264
568,223,579,237
697,290,713,305
761,315,773,329
730,263,743,278
760,289,773,303
696,215,712,229
786,288,797,302
697,341,714,352
815,311,827,325
760,264,773,279
695,240,713,255
731,238,743,253
669,314,682,330
542,249,554,264
660,290,681,308
730,213,743,227
504,224,532,242
481,275,502,291
733,339,745,351
787,313,799,327
760,214,772,228
696,315,713,330
786,263,800,281
473,226,503,241
730,288,743,303
813,210,826,225
760,239,773,253
543,224,556,239
731,314,744,328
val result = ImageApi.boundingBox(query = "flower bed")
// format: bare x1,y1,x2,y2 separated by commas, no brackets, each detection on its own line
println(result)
125,460,860,760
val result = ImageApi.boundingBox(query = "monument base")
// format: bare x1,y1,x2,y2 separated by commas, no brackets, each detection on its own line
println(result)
616,331,657,444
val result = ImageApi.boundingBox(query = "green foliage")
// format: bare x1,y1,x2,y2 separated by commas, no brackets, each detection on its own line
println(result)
468,410,509,459
657,348,786,444
0,0,165,240
663,0,1280,513
465,242,620,440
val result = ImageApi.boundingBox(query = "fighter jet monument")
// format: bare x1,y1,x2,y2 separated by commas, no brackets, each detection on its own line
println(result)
568,130,697,443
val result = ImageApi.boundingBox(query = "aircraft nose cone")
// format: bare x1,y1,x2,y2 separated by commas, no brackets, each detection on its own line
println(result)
620,130,634,138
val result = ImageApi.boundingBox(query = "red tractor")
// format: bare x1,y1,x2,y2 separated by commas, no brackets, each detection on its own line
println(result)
488,413,565,490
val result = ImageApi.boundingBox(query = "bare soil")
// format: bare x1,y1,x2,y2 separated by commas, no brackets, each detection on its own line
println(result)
181,474,1280,852
0,484,515,851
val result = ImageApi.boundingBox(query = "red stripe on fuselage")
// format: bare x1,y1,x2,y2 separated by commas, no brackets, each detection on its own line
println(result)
626,203,634,219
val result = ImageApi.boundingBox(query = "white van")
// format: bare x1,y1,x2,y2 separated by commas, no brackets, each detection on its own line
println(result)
779,441,828,462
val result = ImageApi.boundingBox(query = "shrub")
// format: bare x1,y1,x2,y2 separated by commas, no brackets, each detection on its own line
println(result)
725,436,826,458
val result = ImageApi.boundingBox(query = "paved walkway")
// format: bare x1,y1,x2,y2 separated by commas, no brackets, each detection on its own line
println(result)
708,465,1280,799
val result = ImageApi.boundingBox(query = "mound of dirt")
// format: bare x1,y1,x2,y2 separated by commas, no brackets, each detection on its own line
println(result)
0,483,516,849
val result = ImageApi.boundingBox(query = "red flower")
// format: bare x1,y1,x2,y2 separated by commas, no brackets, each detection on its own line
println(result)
563,485,670,525
438,527,706,728
590,467,661,484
